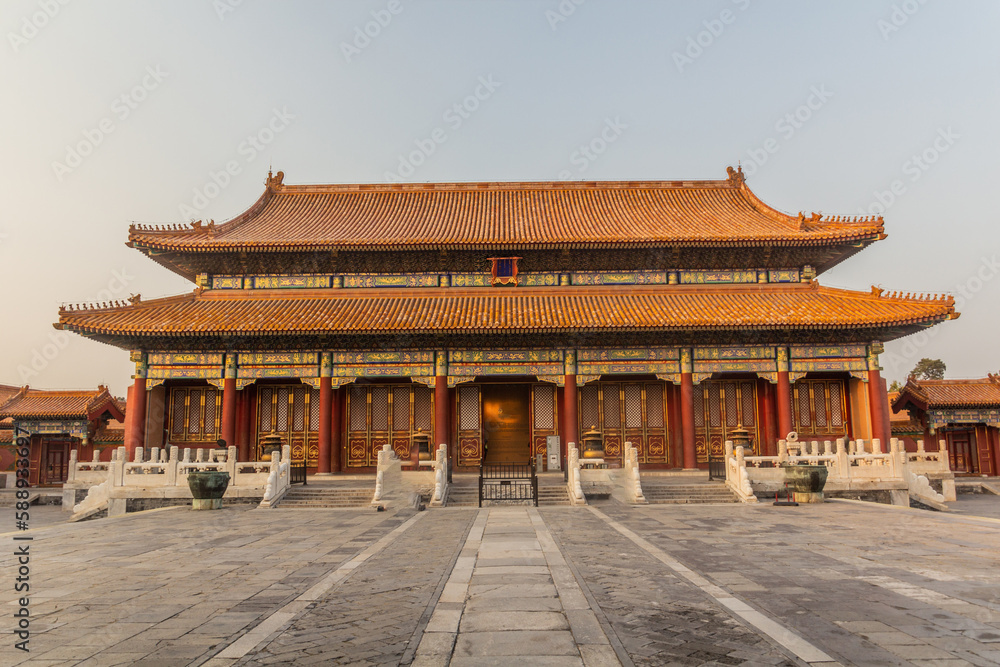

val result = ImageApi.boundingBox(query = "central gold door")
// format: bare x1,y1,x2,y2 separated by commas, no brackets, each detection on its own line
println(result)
482,384,530,463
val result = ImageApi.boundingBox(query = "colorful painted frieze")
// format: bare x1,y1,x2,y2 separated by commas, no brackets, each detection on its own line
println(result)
929,408,1000,428
768,269,801,283
679,270,758,284
253,275,332,289
571,271,668,286
577,348,679,361
16,419,89,437
693,346,775,361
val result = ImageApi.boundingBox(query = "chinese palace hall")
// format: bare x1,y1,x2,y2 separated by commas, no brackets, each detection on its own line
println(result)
56,167,958,473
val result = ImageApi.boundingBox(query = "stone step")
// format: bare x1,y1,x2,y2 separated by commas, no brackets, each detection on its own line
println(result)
280,487,374,508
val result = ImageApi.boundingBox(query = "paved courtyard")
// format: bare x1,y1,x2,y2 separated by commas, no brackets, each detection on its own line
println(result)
2,497,1000,666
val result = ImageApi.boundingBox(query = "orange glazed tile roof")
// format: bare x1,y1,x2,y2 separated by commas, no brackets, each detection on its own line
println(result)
0,386,124,421
57,283,955,338
127,170,885,253
893,377,1000,410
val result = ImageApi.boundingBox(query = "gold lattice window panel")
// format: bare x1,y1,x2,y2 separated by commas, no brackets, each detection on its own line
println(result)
646,384,664,428
309,387,320,431
414,386,432,431
624,384,643,428
533,385,555,430
581,385,600,428
790,379,847,438
167,386,221,443
459,386,481,430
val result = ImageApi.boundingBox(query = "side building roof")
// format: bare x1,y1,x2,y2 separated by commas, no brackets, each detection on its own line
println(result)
893,376,1000,413
0,386,126,423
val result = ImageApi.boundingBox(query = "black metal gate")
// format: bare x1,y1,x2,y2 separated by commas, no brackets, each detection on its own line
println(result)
479,462,537,507
707,450,726,481
290,461,307,485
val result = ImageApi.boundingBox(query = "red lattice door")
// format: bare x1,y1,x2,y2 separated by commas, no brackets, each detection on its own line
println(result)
694,380,758,463
457,385,482,467
255,385,318,466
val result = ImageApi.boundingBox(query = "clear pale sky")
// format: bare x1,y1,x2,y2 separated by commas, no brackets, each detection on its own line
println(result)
1,0,998,398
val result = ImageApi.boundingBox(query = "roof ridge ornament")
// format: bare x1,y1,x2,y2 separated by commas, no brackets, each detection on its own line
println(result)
725,165,745,187
266,169,285,191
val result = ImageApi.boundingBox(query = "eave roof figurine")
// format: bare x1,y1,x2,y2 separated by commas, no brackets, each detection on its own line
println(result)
55,167,958,478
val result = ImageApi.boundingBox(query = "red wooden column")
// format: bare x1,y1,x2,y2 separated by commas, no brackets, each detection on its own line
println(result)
776,346,793,441
220,354,238,455
434,352,450,455
317,353,333,473
679,348,697,469
867,343,889,452
126,352,148,458
221,379,237,449
237,388,251,461
331,386,343,473
563,351,578,450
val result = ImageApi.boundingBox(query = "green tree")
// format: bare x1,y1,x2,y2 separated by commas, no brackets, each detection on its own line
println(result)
888,379,903,392
910,358,946,380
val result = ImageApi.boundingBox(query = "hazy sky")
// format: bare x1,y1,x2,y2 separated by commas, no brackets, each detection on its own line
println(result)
2,0,998,397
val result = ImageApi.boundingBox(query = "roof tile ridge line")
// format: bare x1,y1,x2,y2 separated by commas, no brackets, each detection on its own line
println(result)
276,178,737,193
867,286,957,305
129,177,277,240
62,291,198,315
737,180,883,235
0,386,28,413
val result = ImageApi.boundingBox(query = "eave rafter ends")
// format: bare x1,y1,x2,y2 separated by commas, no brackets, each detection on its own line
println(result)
125,167,886,258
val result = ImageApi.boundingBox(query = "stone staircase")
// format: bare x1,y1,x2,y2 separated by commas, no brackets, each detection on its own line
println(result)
641,481,739,504
445,485,480,507
537,485,571,506
279,486,373,508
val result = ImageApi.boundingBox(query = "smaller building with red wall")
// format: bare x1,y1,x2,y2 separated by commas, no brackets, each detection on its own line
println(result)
0,386,126,486
891,376,1000,476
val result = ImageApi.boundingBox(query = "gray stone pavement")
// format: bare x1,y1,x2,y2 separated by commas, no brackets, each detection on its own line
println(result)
951,493,1000,520
2,499,1000,665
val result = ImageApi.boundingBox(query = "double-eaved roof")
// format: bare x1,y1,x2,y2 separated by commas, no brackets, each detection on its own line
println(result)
58,169,956,351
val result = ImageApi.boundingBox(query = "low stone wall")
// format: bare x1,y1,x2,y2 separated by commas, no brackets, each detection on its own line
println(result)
753,488,895,505
123,497,262,513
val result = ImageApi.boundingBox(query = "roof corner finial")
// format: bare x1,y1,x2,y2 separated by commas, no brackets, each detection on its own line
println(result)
726,165,745,187
266,168,284,190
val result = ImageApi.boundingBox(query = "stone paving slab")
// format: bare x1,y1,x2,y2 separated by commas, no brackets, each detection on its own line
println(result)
5,498,1000,665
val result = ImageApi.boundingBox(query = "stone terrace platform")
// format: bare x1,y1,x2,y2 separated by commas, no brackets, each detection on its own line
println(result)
2,498,1000,665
